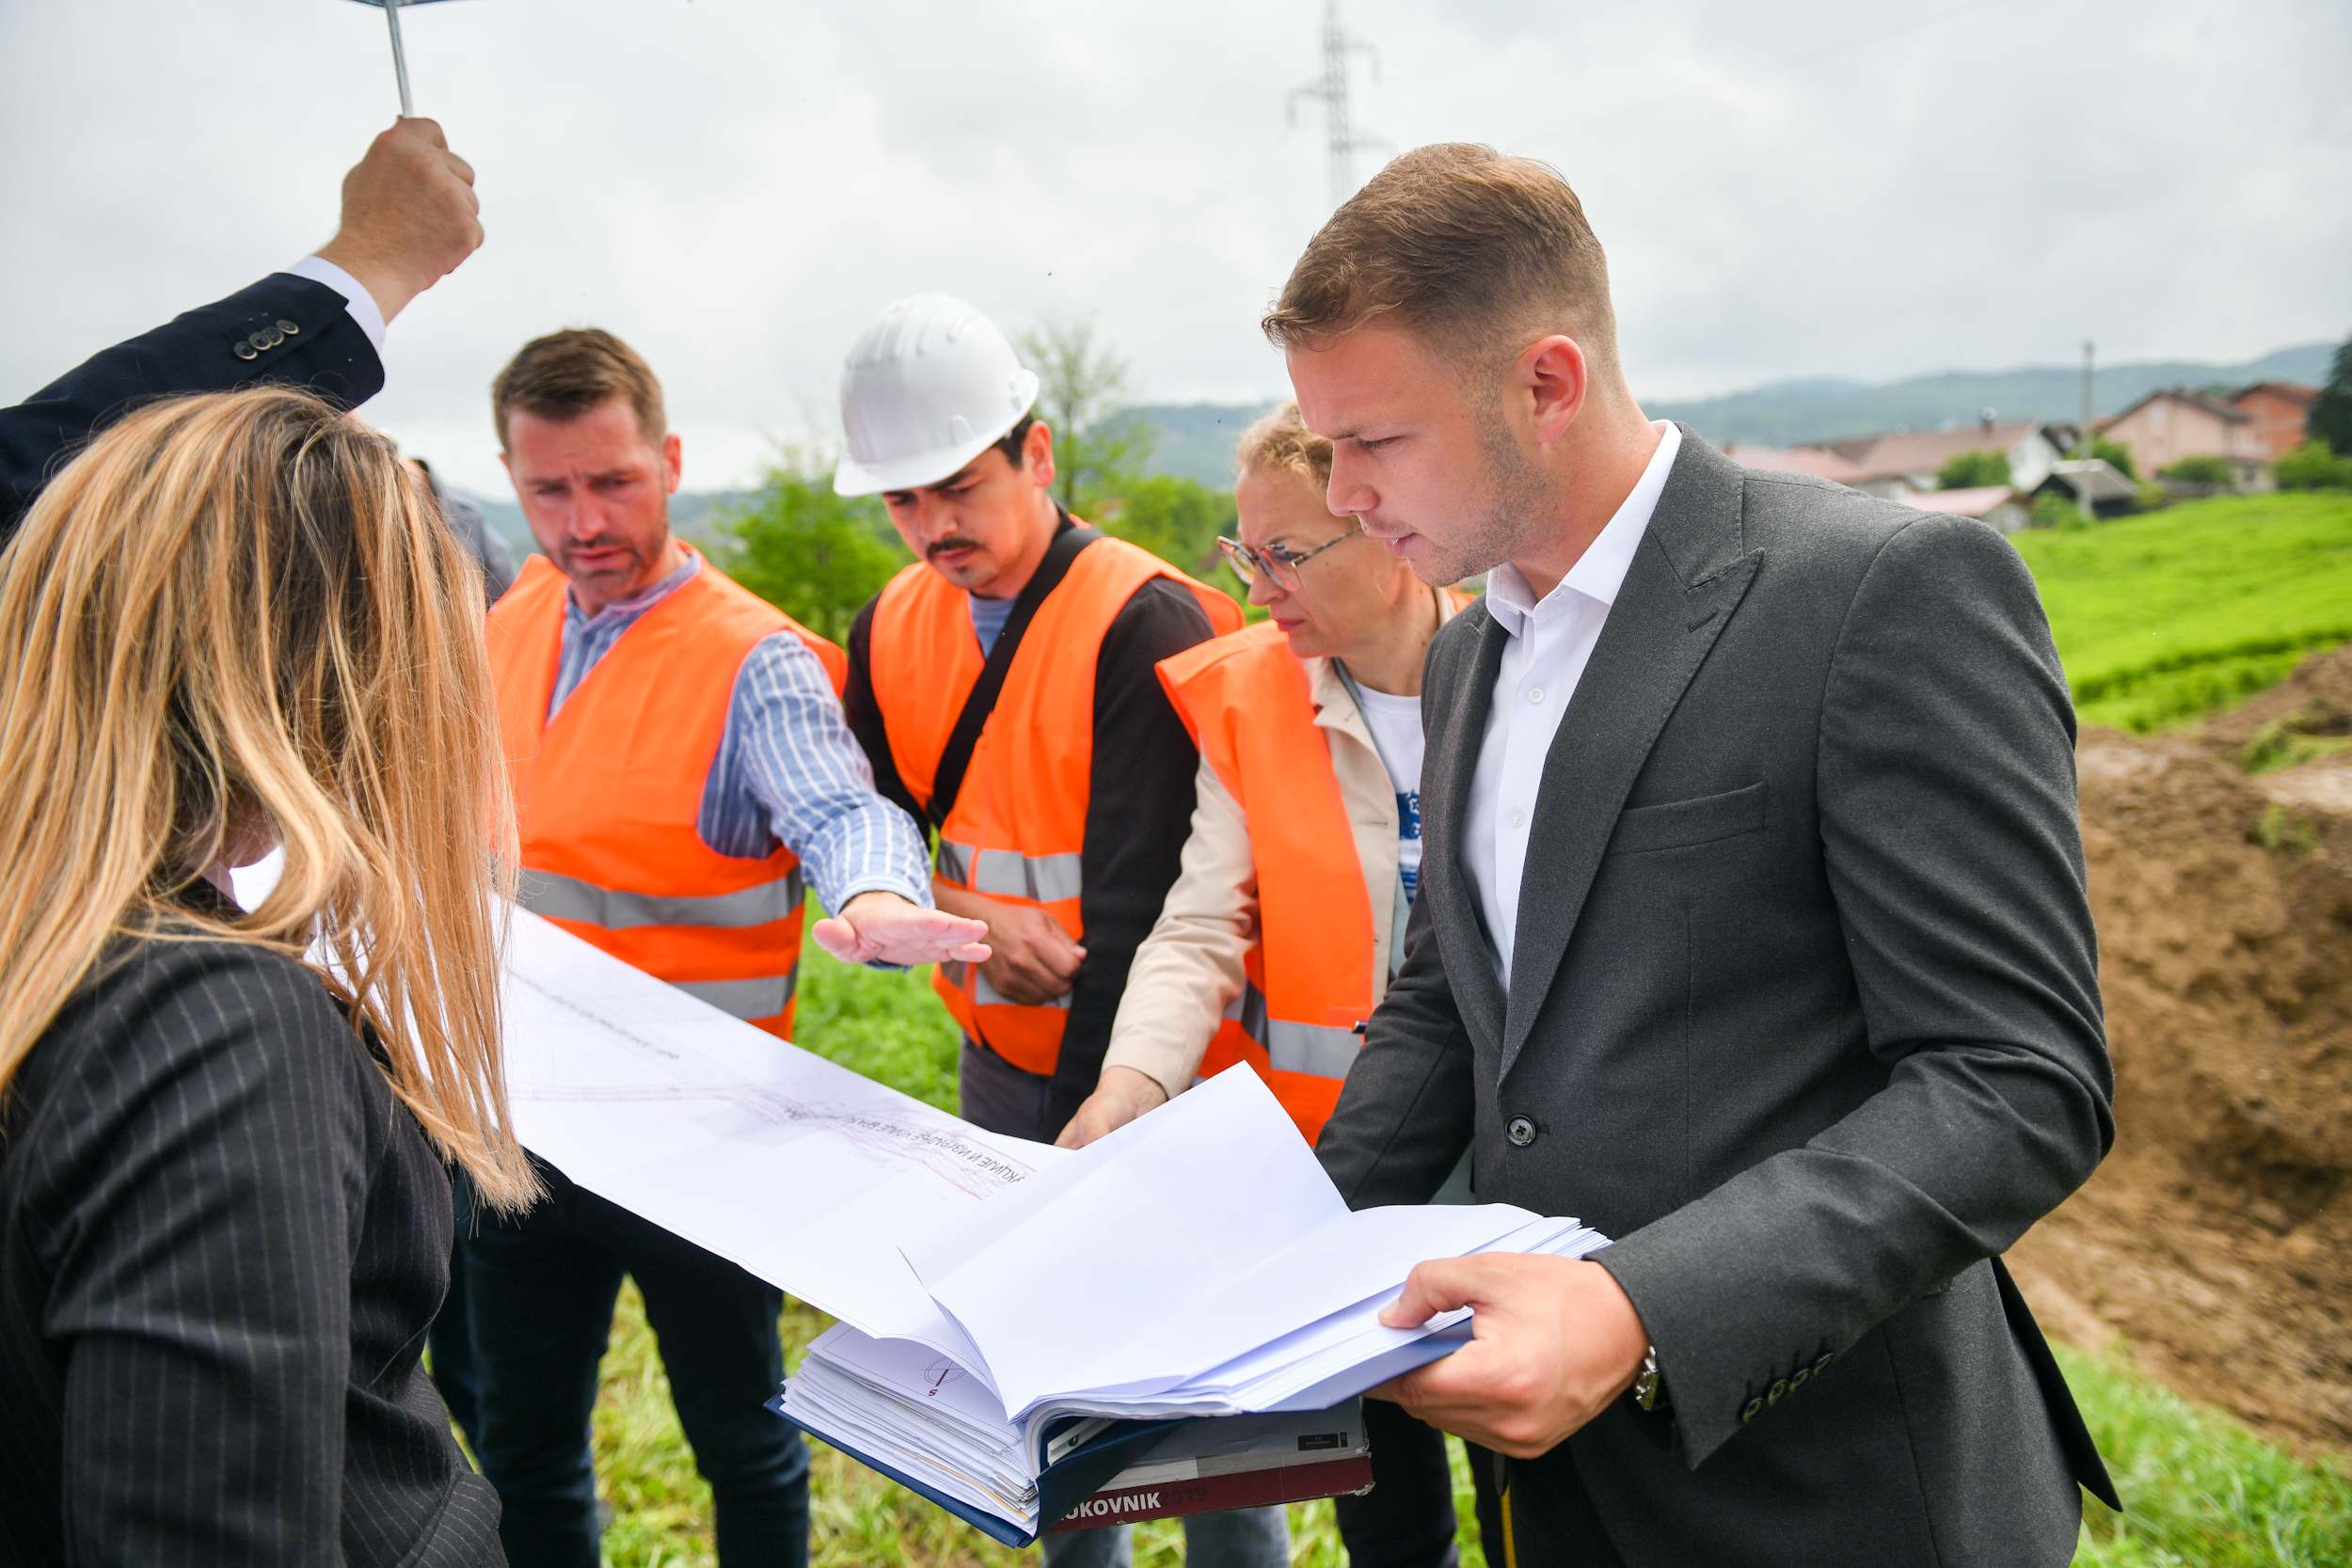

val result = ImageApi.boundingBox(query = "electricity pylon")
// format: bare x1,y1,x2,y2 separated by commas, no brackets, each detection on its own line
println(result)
1288,1,1382,211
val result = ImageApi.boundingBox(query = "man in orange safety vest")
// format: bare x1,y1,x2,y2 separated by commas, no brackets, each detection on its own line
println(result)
834,293,1255,1568
834,294,1242,1149
468,327,988,1568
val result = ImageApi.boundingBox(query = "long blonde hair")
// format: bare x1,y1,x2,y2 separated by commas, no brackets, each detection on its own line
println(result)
0,388,537,1210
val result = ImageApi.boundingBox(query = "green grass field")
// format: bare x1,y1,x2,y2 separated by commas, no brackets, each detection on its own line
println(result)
2009,491,2352,732
569,492,2352,1563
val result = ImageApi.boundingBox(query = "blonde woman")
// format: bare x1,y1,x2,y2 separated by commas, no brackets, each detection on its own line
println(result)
0,388,533,1565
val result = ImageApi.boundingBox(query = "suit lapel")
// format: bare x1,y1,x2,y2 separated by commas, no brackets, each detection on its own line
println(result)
1498,432,1761,1082
1422,609,1510,1050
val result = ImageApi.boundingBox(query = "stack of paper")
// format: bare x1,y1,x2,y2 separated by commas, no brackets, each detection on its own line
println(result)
777,1068,1609,1542
491,912,1611,1546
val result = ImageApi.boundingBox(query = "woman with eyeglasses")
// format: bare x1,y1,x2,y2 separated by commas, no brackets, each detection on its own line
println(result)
1056,402,1477,1568
0,388,530,1565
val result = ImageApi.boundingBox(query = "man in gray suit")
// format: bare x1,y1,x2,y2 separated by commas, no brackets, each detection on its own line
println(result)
1275,144,2118,1565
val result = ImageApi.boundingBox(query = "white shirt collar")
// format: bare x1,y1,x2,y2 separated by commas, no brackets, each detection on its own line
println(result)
1485,420,1681,638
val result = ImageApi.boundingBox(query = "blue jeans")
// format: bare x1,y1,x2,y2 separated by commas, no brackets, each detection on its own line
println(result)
1042,1505,1292,1568
458,1163,810,1567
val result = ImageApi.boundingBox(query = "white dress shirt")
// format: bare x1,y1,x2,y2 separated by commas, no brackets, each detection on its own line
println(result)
282,255,389,357
1463,420,1682,987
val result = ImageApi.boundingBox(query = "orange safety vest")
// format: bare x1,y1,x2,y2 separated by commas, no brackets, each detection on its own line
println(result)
867,530,1243,1077
1155,607,1459,1145
486,550,846,1039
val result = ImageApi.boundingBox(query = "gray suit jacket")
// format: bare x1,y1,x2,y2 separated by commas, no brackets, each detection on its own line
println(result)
1316,429,2116,1567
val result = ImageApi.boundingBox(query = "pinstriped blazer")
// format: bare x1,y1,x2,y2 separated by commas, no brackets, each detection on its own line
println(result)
0,907,502,1565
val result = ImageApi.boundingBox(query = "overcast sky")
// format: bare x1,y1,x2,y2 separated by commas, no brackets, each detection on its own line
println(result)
4,0,2345,496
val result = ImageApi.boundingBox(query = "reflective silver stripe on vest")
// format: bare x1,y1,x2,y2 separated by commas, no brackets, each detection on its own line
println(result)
1226,983,1359,1080
517,865,805,930
937,839,1083,904
942,958,1073,1011
673,973,797,1022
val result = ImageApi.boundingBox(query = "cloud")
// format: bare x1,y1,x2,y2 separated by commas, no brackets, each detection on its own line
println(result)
3,0,2344,497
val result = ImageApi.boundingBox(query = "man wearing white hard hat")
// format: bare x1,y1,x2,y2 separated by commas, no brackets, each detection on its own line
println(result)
837,295,1242,1135
834,296,1267,1562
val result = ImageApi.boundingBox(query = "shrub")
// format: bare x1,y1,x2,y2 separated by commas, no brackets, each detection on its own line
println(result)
2277,439,2352,491
2159,453,2233,485
1937,448,2011,489
2090,436,2137,480
2033,489,2088,530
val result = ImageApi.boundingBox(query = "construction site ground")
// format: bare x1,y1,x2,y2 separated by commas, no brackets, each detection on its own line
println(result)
2009,644,2352,1458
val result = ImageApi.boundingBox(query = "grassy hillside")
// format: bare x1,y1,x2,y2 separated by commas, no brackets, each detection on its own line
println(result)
2011,492,2352,733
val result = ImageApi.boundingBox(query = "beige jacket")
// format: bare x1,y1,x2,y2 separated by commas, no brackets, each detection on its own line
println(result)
1104,588,1462,1099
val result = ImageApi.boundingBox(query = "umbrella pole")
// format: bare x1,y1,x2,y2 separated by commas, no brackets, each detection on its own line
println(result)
384,0,414,119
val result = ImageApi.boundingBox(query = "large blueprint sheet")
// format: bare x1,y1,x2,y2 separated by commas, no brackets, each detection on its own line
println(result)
498,910,1065,1356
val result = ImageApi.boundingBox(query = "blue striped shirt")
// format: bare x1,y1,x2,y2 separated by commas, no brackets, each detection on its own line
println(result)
549,553,932,913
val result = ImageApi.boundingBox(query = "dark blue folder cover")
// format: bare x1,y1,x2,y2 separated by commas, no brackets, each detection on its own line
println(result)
766,1394,1183,1547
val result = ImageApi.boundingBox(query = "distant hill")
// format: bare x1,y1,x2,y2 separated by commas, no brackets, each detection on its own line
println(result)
468,490,757,562
1648,343,2333,449
1136,402,1279,487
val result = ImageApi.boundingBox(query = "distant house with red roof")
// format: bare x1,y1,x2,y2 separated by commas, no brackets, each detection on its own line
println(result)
1901,483,2033,533
1725,418,2069,502
2098,388,2265,484
2228,382,2317,460
1716,443,1867,484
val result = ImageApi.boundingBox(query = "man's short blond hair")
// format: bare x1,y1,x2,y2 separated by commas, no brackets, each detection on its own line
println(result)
1262,143,1619,378
1235,402,1332,492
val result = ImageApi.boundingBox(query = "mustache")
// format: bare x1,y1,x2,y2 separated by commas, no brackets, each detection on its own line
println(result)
927,535,984,560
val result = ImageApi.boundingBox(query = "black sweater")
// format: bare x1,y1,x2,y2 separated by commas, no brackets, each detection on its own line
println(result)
845,570,1217,1134
0,922,502,1565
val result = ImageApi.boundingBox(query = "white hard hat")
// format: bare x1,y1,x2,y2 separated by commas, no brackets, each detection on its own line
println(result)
834,294,1041,496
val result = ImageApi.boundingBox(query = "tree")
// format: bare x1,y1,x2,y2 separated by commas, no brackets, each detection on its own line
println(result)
1101,474,1245,608
1936,448,2011,489
2310,333,2352,456
2276,439,2352,491
715,442,910,644
1016,314,1155,517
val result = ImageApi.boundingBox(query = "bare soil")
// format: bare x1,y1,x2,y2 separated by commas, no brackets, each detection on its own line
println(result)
2008,646,2352,1455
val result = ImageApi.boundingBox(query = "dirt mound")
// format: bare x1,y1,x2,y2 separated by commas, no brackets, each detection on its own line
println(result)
2007,646,2352,1455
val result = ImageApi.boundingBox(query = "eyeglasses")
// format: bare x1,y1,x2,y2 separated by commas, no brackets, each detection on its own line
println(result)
1216,522,1361,592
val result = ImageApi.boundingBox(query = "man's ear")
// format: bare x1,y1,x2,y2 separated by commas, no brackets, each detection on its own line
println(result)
661,432,684,495
1519,335,1590,446
1025,420,1058,493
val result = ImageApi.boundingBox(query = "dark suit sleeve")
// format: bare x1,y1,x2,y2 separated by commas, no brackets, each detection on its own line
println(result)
1,273,385,540
1047,577,1217,1131
1313,886,1479,1201
1594,515,2113,1467
31,945,379,1563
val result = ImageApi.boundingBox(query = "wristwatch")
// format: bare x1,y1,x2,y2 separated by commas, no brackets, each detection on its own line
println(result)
1632,1344,1666,1412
